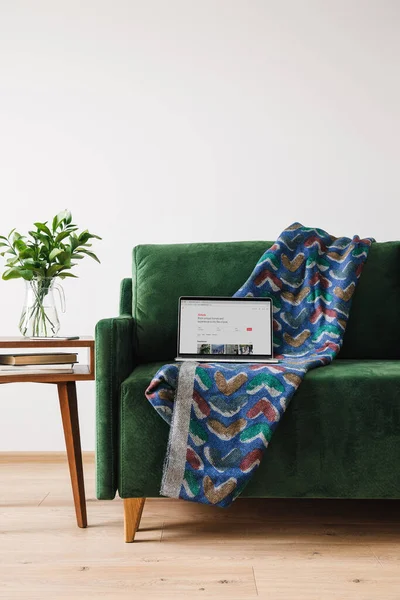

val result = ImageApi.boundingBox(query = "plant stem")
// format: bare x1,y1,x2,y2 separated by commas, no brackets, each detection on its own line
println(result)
20,278,58,337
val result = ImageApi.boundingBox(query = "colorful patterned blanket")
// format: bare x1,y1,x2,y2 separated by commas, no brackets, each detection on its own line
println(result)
145,223,373,507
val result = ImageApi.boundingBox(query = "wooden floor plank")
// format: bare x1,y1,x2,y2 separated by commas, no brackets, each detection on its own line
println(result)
254,564,400,600
0,564,257,599
0,451,95,464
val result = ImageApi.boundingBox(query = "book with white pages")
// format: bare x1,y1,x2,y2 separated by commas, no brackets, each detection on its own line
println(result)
0,353,77,366
0,364,75,373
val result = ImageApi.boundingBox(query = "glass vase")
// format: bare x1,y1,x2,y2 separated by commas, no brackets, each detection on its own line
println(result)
19,278,66,337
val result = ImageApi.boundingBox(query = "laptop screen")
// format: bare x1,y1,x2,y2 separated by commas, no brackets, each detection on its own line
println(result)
178,297,273,358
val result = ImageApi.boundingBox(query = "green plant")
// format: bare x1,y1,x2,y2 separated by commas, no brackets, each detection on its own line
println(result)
0,209,101,281
0,210,101,337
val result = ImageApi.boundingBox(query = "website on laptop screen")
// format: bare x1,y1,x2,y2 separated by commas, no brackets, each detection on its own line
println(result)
179,299,272,356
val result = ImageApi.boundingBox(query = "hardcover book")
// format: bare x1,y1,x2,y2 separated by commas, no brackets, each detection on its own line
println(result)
0,352,78,366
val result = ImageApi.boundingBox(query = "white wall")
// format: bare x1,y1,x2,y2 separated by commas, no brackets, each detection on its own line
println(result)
0,0,399,450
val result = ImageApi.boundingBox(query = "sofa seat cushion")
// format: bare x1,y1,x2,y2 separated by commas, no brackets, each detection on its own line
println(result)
119,360,400,499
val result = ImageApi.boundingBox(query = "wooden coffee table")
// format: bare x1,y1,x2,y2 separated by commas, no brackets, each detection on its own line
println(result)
0,336,94,528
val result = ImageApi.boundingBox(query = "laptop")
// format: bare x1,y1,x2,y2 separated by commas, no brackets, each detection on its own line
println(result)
175,296,279,363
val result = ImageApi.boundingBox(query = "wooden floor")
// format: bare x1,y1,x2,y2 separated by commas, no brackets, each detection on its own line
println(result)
1,456,400,599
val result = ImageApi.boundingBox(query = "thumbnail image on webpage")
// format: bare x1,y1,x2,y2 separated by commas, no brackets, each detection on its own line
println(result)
197,343,253,355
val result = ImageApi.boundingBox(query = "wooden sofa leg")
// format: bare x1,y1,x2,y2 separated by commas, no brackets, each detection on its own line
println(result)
124,498,145,542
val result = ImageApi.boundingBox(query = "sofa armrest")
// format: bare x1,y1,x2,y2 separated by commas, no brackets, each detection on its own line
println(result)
95,315,135,499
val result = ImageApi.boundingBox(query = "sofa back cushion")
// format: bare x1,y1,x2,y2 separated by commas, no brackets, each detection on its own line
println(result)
340,241,400,358
132,241,400,362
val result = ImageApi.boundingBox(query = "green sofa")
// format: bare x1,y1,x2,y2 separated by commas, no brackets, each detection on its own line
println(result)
95,240,400,541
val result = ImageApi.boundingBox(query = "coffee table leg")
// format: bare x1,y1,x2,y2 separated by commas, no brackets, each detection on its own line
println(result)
57,381,87,528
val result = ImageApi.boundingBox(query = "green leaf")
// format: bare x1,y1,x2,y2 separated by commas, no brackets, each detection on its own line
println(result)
55,230,71,244
2,267,22,280
46,264,65,277
34,222,52,237
8,228,16,238
35,233,50,248
58,272,78,278
74,245,92,251
19,248,35,259
20,269,34,281
76,249,101,263
14,239,27,252
20,263,40,271
78,232,102,244
52,213,61,231
5,256,20,266
0,235,8,241
69,235,80,251
78,231,90,243
12,231,23,243
52,210,71,231
49,248,63,261
56,250,72,267
0,242,8,248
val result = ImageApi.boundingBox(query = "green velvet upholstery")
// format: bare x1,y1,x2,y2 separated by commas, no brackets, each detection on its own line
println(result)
119,278,133,316
340,242,400,359
132,242,274,362
95,315,135,499
96,240,400,501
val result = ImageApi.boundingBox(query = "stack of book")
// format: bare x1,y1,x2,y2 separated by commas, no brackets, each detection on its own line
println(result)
0,352,78,374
